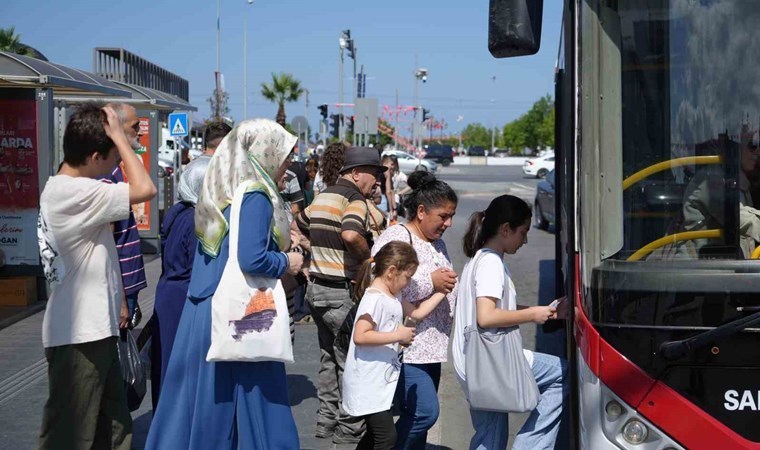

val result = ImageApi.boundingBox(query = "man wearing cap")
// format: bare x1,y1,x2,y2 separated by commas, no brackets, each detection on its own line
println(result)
296,146,387,444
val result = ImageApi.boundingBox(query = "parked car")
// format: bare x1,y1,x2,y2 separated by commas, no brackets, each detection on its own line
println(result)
522,153,555,178
534,169,555,230
382,149,438,174
493,148,510,158
424,144,455,166
467,146,486,156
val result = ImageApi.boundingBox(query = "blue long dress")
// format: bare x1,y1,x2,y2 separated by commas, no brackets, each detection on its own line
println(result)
151,201,197,409
146,192,299,450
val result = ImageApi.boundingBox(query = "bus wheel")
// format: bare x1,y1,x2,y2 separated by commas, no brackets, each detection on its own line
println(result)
535,202,549,230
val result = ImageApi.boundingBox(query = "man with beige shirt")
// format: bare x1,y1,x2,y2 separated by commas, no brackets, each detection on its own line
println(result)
36,103,156,449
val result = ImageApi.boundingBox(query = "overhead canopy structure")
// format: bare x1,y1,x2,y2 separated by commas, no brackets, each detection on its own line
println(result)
112,81,196,111
0,51,131,97
51,81,197,112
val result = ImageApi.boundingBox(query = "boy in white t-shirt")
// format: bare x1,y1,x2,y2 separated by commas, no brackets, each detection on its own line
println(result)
37,103,157,449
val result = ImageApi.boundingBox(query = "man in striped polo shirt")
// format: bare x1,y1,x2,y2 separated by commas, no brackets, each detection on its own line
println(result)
100,103,147,328
297,146,387,444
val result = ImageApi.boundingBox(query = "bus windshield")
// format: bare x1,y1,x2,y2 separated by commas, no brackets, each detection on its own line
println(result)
615,0,760,261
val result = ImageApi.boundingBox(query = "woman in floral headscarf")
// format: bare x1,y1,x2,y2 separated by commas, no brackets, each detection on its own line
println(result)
146,119,303,450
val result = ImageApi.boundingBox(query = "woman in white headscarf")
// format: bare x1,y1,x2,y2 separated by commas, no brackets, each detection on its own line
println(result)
146,119,303,450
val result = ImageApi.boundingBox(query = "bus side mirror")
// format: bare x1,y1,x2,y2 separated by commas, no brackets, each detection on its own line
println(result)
488,0,544,58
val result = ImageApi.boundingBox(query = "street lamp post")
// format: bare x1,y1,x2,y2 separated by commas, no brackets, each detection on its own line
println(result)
243,0,253,119
215,0,221,120
339,30,350,142
413,55,428,157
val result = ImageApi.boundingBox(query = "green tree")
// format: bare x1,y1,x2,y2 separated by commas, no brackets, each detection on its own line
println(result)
501,94,554,154
0,27,32,57
461,123,491,148
502,120,527,154
260,72,305,126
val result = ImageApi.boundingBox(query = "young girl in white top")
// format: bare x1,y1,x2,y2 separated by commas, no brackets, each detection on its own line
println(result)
452,194,568,450
343,240,447,450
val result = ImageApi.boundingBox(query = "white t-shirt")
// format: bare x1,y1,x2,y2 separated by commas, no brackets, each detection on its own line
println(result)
342,288,403,417
38,175,130,348
452,249,534,387
392,172,408,204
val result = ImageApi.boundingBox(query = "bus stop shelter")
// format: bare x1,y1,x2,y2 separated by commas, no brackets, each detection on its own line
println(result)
0,51,194,312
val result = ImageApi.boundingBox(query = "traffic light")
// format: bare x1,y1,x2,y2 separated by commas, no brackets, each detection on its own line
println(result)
318,104,328,120
422,108,430,122
330,114,340,138
347,116,355,135
347,39,356,60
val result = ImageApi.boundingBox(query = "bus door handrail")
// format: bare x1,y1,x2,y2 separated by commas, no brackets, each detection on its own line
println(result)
622,155,722,191
623,156,724,261
626,230,723,262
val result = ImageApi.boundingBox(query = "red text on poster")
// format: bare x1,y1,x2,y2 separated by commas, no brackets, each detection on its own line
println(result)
0,100,39,209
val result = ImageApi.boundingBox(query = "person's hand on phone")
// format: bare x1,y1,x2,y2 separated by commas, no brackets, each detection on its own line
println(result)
396,325,416,346
552,296,568,320
530,305,556,324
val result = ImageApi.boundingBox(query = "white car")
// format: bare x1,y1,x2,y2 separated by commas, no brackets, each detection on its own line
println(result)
522,154,555,178
381,150,438,174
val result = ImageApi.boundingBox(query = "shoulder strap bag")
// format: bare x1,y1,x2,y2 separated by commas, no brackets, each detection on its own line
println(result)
463,250,539,413
206,183,294,363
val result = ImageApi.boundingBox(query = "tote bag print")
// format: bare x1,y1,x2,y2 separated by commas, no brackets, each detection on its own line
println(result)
229,286,278,340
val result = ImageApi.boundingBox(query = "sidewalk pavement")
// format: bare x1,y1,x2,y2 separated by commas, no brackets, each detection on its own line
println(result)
0,255,476,450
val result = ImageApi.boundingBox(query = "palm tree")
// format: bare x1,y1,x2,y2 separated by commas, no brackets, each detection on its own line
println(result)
260,72,305,126
0,27,32,57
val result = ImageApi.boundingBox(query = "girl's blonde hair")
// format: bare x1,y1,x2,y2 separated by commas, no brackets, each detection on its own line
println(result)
355,241,418,300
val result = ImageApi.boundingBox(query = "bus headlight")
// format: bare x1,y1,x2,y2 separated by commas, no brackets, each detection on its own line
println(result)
622,419,649,444
605,400,624,418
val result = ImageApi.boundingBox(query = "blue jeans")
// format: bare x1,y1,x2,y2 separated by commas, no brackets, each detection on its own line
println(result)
469,352,567,450
394,363,441,450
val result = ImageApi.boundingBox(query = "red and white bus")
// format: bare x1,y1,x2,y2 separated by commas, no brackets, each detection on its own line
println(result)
490,1,760,448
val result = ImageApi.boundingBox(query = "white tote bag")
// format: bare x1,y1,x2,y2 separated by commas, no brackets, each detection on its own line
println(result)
206,183,294,363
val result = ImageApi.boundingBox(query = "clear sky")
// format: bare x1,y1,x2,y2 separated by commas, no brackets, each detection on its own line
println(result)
2,1,561,136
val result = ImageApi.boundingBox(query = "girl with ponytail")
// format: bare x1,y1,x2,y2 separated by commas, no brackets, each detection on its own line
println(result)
342,241,447,450
453,194,568,450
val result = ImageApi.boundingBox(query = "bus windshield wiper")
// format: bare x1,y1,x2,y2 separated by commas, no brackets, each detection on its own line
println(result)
659,309,760,361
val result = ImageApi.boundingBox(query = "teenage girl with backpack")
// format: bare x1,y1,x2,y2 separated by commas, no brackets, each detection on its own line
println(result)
342,241,448,450
452,194,568,450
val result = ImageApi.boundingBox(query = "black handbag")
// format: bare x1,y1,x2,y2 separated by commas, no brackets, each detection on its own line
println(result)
118,330,147,412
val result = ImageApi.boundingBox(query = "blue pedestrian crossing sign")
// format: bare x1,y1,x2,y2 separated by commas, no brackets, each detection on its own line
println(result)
169,112,188,137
